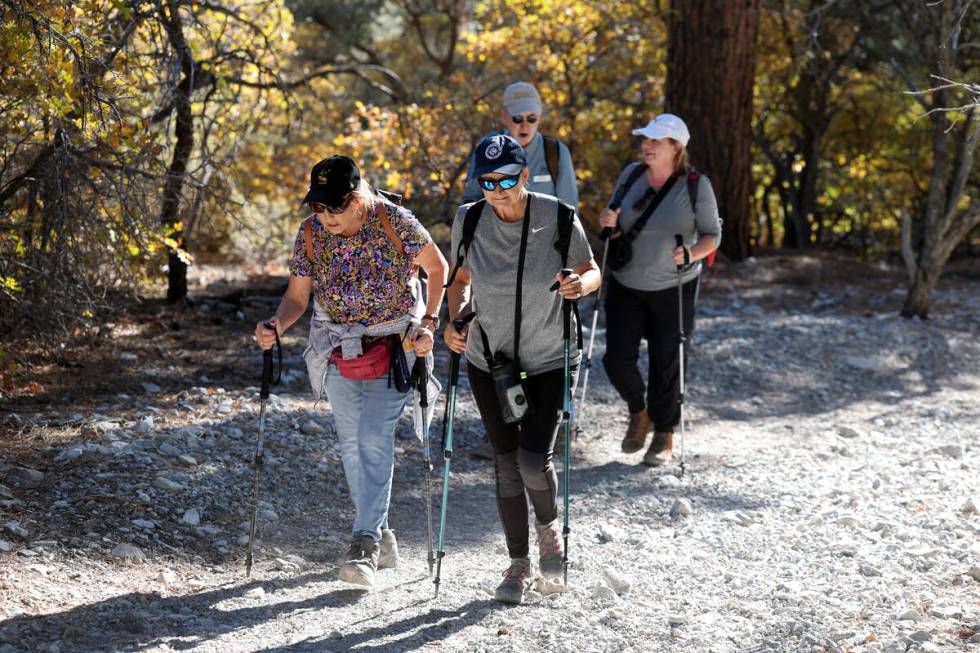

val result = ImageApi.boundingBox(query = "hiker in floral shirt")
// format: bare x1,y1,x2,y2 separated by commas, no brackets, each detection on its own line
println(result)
255,156,448,587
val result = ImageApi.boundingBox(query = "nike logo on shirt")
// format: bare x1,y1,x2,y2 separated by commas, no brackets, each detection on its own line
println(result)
531,226,547,234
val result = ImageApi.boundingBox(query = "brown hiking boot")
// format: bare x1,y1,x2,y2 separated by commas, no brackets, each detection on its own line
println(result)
642,431,673,467
621,410,653,453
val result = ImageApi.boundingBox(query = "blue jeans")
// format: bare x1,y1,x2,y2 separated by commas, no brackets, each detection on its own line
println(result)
325,365,409,542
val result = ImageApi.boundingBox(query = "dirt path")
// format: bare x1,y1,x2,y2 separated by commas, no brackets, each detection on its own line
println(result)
1,255,978,653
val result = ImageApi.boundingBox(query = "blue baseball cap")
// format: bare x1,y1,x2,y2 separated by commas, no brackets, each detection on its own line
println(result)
473,134,527,178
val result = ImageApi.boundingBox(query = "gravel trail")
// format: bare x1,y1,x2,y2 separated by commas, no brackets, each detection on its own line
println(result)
1,256,978,653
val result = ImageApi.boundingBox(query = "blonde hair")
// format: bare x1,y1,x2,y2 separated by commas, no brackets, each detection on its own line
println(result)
672,141,689,175
350,177,380,211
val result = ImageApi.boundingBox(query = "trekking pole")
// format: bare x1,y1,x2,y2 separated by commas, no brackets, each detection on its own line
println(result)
576,228,612,437
674,235,689,478
246,323,280,577
434,312,475,598
556,268,574,586
412,356,436,576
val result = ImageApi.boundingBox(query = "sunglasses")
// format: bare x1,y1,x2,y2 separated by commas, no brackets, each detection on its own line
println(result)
308,194,352,215
510,114,538,124
478,174,521,192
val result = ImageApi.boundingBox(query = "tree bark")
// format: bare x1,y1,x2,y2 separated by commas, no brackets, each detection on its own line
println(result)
666,0,760,260
160,0,195,303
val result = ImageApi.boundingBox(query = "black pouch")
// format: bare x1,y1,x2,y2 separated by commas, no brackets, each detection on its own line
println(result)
388,332,412,393
490,355,533,425
606,231,632,271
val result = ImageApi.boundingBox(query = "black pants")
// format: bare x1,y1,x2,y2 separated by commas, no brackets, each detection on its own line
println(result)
467,362,575,559
602,276,698,432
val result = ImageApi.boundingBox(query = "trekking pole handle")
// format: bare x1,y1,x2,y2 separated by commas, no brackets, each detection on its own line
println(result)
260,321,277,400
674,234,690,270
549,268,574,292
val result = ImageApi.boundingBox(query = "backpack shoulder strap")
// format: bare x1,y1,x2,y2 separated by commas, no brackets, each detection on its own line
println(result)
302,216,316,261
444,199,486,288
543,135,560,186
377,202,405,257
686,167,700,214
609,163,649,210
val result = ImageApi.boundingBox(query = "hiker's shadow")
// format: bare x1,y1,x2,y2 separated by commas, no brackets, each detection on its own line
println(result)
255,597,497,653
0,571,383,652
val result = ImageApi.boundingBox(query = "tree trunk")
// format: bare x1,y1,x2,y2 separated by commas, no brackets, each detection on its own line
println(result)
161,0,195,303
666,0,760,261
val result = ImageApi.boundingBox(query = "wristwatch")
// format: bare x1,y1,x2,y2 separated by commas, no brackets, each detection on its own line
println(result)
421,314,440,329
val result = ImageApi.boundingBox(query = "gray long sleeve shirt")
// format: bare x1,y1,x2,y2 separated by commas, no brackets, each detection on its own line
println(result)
462,131,579,210
607,162,723,292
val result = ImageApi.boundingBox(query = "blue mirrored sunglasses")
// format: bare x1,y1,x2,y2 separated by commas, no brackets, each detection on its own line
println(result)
478,174,521,192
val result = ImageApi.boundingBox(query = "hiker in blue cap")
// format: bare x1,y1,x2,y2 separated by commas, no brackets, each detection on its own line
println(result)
444,133,599,604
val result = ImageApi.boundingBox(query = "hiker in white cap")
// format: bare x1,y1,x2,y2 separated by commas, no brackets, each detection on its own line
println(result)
597,114,721,467
461,82,578,210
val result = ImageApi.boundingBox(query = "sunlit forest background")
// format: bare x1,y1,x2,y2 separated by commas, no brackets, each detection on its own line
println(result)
2,0,978,337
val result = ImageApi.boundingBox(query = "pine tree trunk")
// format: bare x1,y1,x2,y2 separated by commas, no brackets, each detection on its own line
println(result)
666,0,760,261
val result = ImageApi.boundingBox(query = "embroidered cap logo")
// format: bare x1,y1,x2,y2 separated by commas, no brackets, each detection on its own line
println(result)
485,142,503,160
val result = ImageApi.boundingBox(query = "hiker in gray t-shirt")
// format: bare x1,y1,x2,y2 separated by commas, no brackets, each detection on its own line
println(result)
444,134,599,604
597,114,722,467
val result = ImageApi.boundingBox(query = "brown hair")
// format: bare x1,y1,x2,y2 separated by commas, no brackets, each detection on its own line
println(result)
672,141,689,175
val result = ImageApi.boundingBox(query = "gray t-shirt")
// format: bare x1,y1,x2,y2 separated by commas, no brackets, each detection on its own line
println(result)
450,192,593,375
608,162,722,292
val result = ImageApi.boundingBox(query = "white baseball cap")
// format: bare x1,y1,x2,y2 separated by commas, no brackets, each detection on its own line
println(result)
632,114,690,146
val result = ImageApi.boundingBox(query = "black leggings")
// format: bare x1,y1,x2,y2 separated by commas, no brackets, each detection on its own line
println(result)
467,362,575,559
602,276,698,432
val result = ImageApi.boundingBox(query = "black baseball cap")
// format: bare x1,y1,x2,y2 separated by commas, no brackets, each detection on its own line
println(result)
302,156,360,207
472,134,527,178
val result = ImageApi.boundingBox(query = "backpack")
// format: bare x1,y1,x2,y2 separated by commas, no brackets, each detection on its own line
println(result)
543,135,560,187
445,198,583,348
611,164,714,267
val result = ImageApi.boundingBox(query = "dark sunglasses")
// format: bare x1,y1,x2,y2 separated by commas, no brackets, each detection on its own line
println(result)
308,194,352,215
510,114,538,124
478,174,521,192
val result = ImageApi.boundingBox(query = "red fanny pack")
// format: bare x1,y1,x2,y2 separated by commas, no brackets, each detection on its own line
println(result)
332,337,394,381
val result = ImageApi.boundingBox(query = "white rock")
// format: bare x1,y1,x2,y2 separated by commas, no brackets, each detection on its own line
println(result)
960,498,978,514
111,543,146,561
245,587,266,599
845,356,889,373
134,417,154,434
3,522,28,538
6,468,44,487
598,523,624,543
159,569,178,584
967,566,980,582
896,608,921,622
603,568,632,595
258,509,279,522
141,382,161,394
131,519,155,529
0,540,12,552
590,583,618,601
57,447,85,463
177,455,198,466
670,498,693,518
301,420,324,435
668,615,687,626
155,477,185,492
119,352,138,362
859,564,882,577
180,508,201,526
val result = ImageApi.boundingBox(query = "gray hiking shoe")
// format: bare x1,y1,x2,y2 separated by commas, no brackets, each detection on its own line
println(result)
378,528,399,569
535,519,564,579
338,535,379,587
494,557,533,604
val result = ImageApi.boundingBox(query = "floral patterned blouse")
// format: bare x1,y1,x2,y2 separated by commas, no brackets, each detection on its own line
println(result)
289,202,430,325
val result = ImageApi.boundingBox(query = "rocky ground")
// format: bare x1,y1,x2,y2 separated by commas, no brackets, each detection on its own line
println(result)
1,254,978,653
